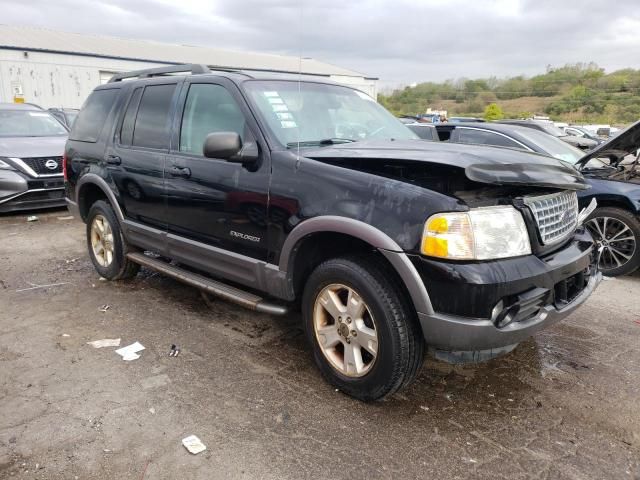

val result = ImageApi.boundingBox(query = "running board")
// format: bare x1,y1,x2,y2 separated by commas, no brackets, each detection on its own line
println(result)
126,252,288,315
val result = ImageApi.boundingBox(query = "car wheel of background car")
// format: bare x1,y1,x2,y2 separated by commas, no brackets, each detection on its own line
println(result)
302,254,424,401
86,200,140,280
585,207,640,276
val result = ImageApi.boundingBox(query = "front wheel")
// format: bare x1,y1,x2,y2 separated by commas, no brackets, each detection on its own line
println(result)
585,207,640,276
86,200,140,280
302,255,424,401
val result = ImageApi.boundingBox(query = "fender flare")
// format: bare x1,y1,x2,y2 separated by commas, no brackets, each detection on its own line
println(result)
278,216,434,315
76,173,125,222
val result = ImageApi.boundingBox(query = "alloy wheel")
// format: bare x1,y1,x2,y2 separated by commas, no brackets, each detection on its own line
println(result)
90,214,114,267
313,283,378,377
586,216,637,272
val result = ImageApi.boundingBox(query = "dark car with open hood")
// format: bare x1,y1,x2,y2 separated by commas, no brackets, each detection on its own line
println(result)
64,64,601,401
0,103,68,212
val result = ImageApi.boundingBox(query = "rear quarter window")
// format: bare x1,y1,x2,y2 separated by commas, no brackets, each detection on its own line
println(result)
70,89,119,143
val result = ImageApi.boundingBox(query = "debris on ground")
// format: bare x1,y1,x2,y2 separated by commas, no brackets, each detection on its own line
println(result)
65,258,79,264
98,277,107,282
87,338,121,348
62,334,70,337
169,344,180,357
149,407,156,414
115,342,145,361
182,435,206,454
16,282,71,292
57,215,74,220
26,215,38,222
99,305,110,313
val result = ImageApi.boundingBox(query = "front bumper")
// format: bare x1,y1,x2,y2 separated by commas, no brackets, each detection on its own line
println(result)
409,229,601,352
0,170,65,213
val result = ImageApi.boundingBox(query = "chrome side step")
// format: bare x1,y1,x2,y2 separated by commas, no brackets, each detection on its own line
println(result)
126,252,288,315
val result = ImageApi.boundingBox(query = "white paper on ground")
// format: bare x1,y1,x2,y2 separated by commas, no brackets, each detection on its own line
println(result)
87,338,121,348
182,435,206,454
115,341,145,361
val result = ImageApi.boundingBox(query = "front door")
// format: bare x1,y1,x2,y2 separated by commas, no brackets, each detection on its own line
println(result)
165,79,270,282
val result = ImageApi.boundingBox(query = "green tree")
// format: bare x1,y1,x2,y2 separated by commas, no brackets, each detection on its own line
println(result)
484,103,504,121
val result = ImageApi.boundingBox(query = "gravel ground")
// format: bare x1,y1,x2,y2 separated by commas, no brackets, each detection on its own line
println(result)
1,209,639,480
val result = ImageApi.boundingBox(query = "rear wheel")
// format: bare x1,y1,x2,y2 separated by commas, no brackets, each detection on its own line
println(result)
302,255,424,401
86,200,140,280
585,207,640,276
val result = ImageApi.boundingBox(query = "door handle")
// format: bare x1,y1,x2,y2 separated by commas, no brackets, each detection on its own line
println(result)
168,165,191,178
105,155,121,165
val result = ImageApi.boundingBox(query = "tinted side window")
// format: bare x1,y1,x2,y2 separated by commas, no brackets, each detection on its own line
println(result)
69,89,119,142
132,84,176,149
180,84,246,154
457,129,521,149
120,87,143,146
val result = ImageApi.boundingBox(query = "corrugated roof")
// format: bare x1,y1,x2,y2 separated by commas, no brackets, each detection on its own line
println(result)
0,25,371,79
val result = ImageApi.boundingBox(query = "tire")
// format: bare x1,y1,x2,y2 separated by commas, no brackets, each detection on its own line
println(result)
86,200,140,280
585,207,640,277
302,255,424,401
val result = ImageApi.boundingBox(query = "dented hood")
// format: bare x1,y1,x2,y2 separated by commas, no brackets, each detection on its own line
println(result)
304,139,587,191
576,119,640,167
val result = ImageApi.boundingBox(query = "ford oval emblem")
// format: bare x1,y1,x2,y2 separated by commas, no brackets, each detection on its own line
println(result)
45,159,59,170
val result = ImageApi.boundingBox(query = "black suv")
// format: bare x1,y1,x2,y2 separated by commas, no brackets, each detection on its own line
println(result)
65,65,600,401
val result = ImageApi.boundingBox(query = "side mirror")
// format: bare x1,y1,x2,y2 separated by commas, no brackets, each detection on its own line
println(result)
203,132,259,164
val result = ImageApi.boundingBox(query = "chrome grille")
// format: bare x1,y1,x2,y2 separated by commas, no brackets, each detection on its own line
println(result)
524,191,578,245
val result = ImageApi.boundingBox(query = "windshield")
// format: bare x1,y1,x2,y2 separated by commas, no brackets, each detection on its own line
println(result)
517,128,584,163
0,109,68,137
244,81,417,147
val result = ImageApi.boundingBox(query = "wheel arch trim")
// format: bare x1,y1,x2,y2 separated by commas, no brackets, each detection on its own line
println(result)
279,216,434,315
76,174,124,222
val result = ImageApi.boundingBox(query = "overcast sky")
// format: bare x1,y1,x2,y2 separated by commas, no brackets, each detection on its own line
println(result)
2,0,640,87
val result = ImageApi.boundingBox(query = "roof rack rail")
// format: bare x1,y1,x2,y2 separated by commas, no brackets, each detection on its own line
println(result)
107,64,211,83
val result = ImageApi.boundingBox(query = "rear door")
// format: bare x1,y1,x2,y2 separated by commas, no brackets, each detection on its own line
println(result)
165,78,271,268
107,79,181,241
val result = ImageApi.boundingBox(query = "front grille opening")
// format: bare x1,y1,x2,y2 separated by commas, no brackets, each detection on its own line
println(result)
554,268,590,308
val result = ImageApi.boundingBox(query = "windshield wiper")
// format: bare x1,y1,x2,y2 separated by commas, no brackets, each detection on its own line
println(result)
286,138,356,148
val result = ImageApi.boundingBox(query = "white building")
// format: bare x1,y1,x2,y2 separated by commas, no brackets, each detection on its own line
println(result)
0,25,377,108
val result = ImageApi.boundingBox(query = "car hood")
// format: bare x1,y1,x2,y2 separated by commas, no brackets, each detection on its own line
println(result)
0,135,67,158
576,119,640,167
304,139,587,191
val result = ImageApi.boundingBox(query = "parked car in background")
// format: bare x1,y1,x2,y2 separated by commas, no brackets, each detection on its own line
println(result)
48,108,79,129
0,103,67,212
449,116,485,123
563,126,604,145
433,121,640,276
65,64,600,400
497,119,599,150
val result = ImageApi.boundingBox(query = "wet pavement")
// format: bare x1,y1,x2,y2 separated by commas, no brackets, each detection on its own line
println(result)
0,210,639,479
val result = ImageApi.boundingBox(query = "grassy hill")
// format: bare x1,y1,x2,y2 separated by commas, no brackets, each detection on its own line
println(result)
379,63,640,125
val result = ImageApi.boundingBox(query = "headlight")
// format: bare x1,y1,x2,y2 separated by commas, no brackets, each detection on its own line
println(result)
422,206,531,260
0,158,15,170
